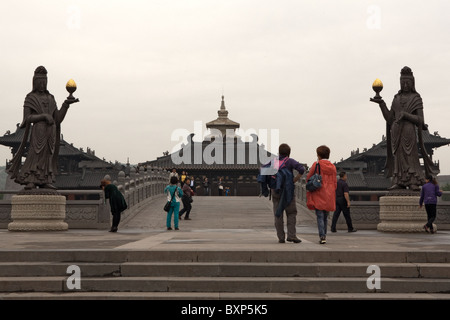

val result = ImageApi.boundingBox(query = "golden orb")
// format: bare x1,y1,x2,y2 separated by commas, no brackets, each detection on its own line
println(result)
66,79,77,100
372,78,383,88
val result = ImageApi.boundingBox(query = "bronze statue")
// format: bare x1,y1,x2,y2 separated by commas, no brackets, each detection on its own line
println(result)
370,66,433,191
8,66,79,190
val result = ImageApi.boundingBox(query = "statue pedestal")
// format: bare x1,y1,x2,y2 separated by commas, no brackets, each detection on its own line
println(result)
377,190,436,233
8,189,68,231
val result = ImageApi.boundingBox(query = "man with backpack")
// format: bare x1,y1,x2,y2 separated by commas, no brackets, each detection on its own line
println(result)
259,143,305,243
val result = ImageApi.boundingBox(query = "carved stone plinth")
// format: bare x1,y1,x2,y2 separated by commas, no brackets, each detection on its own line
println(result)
377,190,436,233
8,189,68,231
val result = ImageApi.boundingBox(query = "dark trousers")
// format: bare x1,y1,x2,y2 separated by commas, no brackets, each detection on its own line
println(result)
425,204,437,230
112,211,121,228
331,197,354,231
272,191,297,241
179,196,192,218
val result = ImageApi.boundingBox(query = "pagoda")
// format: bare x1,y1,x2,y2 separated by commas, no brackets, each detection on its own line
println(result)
142,96,277,196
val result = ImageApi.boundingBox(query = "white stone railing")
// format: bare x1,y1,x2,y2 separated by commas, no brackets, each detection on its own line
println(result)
295,179,450,230
114,167,169,227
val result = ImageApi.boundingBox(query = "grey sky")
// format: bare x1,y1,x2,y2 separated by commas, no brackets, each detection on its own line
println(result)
1,1,450,174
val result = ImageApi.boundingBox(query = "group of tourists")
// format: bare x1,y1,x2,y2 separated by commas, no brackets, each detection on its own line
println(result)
100,144,444,237
165,170,195,230
261,143,443,244
163,171,230,230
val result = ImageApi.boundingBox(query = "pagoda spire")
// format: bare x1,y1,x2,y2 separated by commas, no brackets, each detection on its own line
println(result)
218,95,229,119
205,95,240,136
220,95,225,110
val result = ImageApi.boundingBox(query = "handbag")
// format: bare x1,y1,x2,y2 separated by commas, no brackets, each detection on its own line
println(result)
306,162,322,192
164,187,177,212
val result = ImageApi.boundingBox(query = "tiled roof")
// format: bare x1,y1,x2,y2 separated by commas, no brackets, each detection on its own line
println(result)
422,130,450,146
364,175,391,190
145,139,277,171
59,141,95,159
345,173,391,190
335,160,367,170
56,171,119,189
338,129,450,164
0,125,25,145
346,172,367,189
78,160,114,169
0,126,103,161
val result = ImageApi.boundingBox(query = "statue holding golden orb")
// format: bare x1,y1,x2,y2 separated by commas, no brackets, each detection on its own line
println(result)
370,67,436,233
370,66,433,191
8,66,80,190
7,66,80,231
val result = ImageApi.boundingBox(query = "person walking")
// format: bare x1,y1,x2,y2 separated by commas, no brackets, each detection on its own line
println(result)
218,178,224,196
306,145,337,244
179,178,194,220
169,168,178,183
265,143,305,244
203,177,209,196
101,178,128,233
331,172,357,233
419,175,443,234
189,176,196,194
180,171,187,187
164,176,183,230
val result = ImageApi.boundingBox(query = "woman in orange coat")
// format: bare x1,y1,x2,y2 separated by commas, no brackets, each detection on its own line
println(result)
306,145,337,244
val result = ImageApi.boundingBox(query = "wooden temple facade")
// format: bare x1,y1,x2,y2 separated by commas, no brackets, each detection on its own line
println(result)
142,96,276,196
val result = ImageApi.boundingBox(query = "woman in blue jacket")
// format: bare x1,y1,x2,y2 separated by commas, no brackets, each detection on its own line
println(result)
164,176,184,230
419,175,443,234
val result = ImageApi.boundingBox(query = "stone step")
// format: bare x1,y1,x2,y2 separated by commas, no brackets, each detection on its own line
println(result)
2,276,450,294
1,291,450,300
1,262,449,278
0,249,449,263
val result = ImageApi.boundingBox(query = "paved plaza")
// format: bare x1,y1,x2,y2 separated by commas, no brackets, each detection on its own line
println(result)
1,195,449,253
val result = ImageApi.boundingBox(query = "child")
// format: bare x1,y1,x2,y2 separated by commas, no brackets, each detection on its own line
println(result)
164,176,184,230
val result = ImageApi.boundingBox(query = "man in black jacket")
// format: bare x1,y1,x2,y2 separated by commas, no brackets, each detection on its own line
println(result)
179,178,194,220
331,172,357,233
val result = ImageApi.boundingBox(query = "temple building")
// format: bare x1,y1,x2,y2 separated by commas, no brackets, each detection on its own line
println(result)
334,130,450,199
0,123,126,193
142,96,277,196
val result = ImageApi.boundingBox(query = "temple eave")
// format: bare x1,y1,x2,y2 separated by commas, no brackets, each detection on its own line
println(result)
206,119,240,127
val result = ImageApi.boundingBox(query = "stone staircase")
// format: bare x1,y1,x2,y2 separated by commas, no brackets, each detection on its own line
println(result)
1,249,450,299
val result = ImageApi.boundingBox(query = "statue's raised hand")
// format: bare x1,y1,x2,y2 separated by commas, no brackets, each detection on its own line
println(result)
370,97,385,105
64,98,80,105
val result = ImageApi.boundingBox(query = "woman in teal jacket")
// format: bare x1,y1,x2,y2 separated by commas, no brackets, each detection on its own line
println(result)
164,176,184,230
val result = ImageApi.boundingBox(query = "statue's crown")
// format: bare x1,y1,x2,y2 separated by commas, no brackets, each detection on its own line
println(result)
400,66,414,77
34,66,48,77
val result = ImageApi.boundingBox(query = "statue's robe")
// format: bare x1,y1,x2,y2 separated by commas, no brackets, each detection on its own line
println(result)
8,92,61,186
385,92,433,187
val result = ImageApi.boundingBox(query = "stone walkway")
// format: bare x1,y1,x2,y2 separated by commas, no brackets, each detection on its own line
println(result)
1,196,449,252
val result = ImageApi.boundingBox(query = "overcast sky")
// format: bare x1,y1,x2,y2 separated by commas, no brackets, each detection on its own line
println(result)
1,1,450,175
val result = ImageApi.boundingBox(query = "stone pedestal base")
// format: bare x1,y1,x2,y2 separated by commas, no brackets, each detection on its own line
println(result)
8,189,68,231
377,191,436,233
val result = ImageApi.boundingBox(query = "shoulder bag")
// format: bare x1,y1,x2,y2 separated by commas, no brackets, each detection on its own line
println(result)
306,162,322,192
164,187,177,212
